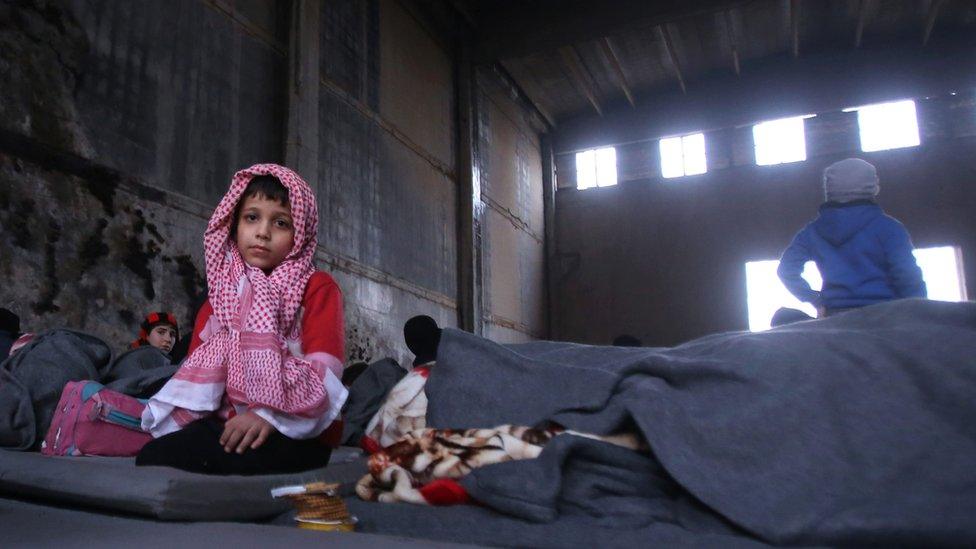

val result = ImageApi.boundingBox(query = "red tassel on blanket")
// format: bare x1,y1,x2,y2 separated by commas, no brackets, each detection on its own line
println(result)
360,435,382,455
418,478,471,506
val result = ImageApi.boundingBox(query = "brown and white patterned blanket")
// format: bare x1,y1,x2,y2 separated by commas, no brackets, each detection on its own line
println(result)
356,424,643,505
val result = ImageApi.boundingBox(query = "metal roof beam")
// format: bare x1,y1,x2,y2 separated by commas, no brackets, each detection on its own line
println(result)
599,37,636,107
922,0,945,46
790,0,800,58
723,10,741,76
658,24,687,94
854,0,871,48
559,46,604,116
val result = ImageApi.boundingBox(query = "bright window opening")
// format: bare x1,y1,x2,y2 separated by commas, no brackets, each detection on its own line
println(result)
753,116,811,166
660,133,707,178
745,246,966,332
846,99,920,152
575,147,617,189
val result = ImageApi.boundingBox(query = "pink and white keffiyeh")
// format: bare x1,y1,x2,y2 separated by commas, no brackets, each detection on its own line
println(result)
143,164,338,438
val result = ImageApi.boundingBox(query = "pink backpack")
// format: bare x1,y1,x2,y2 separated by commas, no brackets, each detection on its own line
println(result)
42,380,152,457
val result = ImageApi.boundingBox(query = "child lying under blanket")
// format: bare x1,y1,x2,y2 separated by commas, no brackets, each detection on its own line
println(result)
361,315,440,451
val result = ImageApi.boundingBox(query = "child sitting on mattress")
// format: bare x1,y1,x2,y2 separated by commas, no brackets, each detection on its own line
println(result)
129,311,179,356
136,164,346,475
361,315,441,451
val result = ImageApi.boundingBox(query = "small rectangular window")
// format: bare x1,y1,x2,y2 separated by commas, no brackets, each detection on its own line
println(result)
660,133,707,178
575,147,617,189
753,116,811,166
846,99,920,152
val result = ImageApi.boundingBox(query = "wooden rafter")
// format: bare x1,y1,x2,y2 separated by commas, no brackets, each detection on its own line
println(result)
494,62,556,130
558,46,604,116
723,10,741,76
790,0,800,58
854,0,871,48
599,37,636,107
658,24,687,94
922,0,946,46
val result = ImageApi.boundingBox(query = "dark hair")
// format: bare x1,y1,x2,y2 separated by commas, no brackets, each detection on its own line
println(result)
612,334,642,347
403,315,441,366
231,175,290,238
0,308,20,335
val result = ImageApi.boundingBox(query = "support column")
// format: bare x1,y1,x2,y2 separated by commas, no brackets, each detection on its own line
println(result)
455,43,482,334
541,134,557,339
284,0,321,179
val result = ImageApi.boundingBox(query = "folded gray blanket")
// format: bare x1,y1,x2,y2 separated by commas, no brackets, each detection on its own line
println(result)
424,298,976,546
0,330,176,450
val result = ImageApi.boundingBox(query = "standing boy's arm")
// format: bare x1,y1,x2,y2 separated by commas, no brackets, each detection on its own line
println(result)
777,230,822,306
882,220,927,298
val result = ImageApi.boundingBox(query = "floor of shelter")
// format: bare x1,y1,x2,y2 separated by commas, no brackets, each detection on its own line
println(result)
0,495,478,548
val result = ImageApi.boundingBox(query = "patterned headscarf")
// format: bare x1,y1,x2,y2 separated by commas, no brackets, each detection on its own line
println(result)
143,164,329,434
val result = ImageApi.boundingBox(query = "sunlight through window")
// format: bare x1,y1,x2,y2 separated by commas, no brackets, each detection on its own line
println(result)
660,133,707,178
753,116,811,166
846,100,920,152
575,147,617,189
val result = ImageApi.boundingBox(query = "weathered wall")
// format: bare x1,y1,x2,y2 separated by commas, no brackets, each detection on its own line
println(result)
0,0,547,364
476,70,546,343
552,92,976,346
314,0,458,363
0,0,237,347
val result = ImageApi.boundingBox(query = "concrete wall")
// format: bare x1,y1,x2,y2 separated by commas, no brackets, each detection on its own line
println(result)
0,0,546,364
477,70,547,343
552,92,976,346
315,0,458,363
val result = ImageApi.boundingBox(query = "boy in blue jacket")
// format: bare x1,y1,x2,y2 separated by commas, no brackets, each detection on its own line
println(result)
777,158,926,317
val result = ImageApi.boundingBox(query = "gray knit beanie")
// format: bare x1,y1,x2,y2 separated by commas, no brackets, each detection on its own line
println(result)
823,158,880,203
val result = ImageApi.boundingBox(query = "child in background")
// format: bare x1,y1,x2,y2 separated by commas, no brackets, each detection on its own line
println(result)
777,158,926,317
130,311,179,355
0,308,33,359
0,308,20,360
361,315,441,452
137,164,346,475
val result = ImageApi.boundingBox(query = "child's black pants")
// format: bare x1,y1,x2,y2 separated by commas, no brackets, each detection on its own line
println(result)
135,417,331,475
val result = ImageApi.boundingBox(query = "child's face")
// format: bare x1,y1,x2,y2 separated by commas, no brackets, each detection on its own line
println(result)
234,193,296,274
147,324,177,353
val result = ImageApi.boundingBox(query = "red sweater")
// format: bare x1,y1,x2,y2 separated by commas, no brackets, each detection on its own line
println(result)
187,271,344,363
187,272,346,444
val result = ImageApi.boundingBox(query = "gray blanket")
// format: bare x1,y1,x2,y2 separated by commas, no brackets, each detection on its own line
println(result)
415,298,976,546
340,358,407,445
103,346,179,398
0,331,176,450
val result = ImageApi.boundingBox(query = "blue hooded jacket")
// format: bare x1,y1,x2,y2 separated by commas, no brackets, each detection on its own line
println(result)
777,200,926,310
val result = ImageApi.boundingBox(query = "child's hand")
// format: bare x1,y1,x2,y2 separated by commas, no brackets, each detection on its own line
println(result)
220,411,275,454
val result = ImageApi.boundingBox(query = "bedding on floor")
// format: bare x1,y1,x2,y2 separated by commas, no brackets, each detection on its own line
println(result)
0,330,176,450
0,446,366,521
348,298,976,547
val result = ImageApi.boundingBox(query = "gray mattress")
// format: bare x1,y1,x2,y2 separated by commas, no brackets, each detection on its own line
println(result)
0,446,367,521
0,497,472,548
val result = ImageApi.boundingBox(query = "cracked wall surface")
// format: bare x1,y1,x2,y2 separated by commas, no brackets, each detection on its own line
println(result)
0,0,546,363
